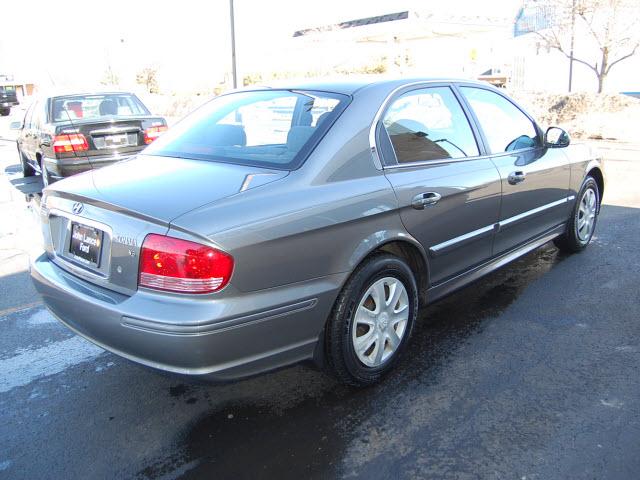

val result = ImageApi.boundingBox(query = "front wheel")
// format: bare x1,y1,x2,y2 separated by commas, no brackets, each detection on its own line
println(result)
554,176,600,253
324,253,418,387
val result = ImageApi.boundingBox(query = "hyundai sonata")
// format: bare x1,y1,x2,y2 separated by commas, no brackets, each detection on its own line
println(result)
31,79,604,386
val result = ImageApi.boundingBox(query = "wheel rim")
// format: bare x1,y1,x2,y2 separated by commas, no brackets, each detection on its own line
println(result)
576,187,597,242
352,276,409,368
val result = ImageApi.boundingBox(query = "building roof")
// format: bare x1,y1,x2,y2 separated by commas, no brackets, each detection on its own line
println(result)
243,77,490,96
293,11,409,37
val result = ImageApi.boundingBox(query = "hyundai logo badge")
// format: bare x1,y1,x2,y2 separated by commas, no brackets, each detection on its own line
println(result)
72,202,84,214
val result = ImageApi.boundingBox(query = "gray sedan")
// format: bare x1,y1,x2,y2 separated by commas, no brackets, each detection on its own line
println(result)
31,79,604,386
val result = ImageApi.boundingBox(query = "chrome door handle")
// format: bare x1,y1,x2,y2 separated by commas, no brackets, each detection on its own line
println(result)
508,171,526,185
411,192,441,209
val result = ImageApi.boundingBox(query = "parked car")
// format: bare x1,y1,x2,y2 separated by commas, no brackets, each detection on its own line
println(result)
13,92,167,185
0,84,19,116
31,79,604,386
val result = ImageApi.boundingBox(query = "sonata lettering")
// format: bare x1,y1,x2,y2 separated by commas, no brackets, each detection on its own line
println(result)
115,236,137,247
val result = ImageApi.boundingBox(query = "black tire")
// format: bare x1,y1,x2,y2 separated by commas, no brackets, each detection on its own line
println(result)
554,176,599,253
19,148,36,177
325,253,418,387
0,108,9,116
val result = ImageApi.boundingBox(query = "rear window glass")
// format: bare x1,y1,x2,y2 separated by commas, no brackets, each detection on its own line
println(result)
0,86,16,93
143,89,348,170
51,94,149,122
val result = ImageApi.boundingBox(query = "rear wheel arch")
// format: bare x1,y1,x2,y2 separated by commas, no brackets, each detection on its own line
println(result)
345,237,429,309
322,252,420,385
312,238,429,369
375,240,429,308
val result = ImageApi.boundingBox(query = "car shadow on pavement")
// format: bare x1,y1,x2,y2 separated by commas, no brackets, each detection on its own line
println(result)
4,164,42,206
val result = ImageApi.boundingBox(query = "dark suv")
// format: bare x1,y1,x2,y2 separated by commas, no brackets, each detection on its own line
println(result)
0,85,19,116
14,92,167,185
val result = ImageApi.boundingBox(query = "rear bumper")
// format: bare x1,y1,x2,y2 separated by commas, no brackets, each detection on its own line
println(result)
30,252,343,380
44,152,138,179
0,101,18,108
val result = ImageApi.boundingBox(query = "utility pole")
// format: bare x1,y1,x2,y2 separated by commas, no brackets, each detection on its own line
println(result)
229,0,238,89
568,0,576,92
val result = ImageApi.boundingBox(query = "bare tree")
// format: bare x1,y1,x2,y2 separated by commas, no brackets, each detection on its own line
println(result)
136,66,160,94
101,65,120,87
537,0,639,92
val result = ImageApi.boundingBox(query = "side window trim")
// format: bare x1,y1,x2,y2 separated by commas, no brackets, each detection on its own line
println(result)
456,83,543,154
450,84,490,156
44,98,51,124
377,84,483,168
23,104,34,129
376,121,398,165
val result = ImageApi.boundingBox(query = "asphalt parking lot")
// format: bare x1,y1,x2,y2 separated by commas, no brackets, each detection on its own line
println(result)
0,137,639,479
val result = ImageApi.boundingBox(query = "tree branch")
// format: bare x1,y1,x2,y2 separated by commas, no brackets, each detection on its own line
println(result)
568,55,600,74
534,31,565,54
577,11,605,49
605,43,640,74
535,30,599,74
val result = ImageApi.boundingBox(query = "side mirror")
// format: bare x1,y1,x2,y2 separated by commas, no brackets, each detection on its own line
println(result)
544,126,570,148
9,121,23,130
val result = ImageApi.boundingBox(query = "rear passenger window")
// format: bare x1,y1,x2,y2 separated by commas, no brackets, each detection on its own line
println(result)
460,87,540,153
382,87,479,164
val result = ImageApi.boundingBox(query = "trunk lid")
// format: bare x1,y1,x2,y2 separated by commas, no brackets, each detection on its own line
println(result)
54,115,166,158
42,155,288,294
47,154,289,225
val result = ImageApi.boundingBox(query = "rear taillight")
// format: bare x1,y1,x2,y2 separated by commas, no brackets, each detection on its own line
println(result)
139,234,233,294
143,125,168,144
53,134,89,153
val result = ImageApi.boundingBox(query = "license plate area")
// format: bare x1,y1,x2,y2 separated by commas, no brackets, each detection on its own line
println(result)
94,132,138,149
68,222,104,267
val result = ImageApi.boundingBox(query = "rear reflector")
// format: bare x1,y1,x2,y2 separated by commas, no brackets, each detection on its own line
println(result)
143,125,168,144
139,234,233,294
53,134,89,153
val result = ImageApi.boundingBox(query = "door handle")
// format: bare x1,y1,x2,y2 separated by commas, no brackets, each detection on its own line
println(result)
411,192,441,209
508,171,526,185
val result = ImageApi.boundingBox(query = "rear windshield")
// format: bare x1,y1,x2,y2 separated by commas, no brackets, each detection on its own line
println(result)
51,94,149,122
0,86,16,93
143,89,349,170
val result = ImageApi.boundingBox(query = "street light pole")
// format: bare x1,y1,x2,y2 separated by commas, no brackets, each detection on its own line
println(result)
568,0,576,92
229,0,238,89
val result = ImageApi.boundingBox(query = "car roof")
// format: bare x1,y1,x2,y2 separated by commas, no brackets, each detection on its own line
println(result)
48,91,137,100
244,77,493,96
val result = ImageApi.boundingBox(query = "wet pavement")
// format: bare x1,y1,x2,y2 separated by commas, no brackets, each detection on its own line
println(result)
1,139,639,479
